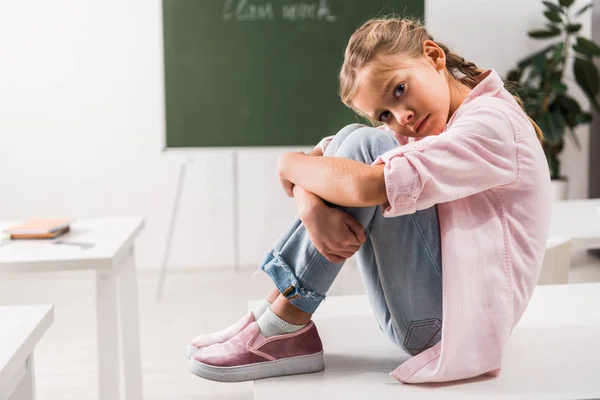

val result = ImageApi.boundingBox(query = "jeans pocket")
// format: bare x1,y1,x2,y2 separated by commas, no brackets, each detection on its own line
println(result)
403,318,442,356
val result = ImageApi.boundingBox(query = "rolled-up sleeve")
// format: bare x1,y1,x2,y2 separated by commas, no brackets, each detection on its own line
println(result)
372,106,519,217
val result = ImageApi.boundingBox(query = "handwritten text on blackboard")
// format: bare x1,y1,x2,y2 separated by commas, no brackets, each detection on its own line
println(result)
222,0,338,22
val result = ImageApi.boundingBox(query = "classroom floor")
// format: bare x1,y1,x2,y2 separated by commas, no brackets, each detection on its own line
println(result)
1,251,599,400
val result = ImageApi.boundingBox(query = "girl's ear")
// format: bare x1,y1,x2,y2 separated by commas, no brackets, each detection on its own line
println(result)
422,40,446,71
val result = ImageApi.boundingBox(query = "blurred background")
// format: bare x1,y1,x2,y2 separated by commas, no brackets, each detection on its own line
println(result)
0,0,599,399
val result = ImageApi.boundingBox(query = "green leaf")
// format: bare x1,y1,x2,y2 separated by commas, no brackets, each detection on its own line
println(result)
546,138,564,179
543,1,564,14
556,94,582,114
576,112,592,124
556,139,564,153
563,111,578,128
574,57,600,94
536,111,566,143
552,81,568,94
528,27,561,39
573,44,593,58
544,11,562,23
550,42,566,64
566,127,582,150
517,44,555,68
558,99,579,128
526,67,541,81
547,151,560,180
534,61,551,84
576,3,593,16
576,37,600,57
566,23,582,33
545,23,561,32
550,70,564,85
559,0,575,7
573,57,600,112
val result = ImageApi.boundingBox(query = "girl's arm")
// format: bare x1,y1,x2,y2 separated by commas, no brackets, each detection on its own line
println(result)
289,147,367,263
293,184,323,220
292,148,325,220
278,152,388,208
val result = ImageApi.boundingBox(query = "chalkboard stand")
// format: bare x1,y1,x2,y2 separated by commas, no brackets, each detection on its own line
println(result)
156,151,241,300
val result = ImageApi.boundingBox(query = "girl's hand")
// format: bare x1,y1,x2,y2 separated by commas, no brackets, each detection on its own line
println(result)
302,202,366,263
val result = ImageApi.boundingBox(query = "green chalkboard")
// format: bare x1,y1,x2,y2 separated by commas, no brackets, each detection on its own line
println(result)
163,0,424,147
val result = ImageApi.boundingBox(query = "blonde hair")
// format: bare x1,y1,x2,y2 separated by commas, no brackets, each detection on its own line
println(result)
339,17,544,144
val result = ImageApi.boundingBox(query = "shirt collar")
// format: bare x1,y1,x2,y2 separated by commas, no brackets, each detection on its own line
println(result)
444,69,504,130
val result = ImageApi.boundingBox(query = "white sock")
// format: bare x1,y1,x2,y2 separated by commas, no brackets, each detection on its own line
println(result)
252,299,272,319
256,308,307,337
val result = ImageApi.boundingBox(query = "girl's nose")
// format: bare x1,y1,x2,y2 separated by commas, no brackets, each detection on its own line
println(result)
396,109,414,127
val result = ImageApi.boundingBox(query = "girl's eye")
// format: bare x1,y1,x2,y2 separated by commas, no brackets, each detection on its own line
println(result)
378,110,391,122
394,83,405,98
378,84,405,122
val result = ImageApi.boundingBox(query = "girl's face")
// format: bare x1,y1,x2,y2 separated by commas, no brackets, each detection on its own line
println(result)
352,41,467,138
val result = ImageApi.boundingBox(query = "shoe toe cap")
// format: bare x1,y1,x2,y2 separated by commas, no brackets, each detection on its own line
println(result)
185,343,200,359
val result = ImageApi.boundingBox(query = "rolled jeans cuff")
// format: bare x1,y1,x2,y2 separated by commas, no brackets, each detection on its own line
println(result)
259,250,324,314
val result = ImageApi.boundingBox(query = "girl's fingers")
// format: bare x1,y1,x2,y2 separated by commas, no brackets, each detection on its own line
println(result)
346,244,361,252
336,244,360,252
345,217,366,243
334,251,355,259
326,254,344,263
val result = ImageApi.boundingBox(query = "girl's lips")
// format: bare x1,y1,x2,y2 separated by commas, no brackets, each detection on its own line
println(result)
416,115,429,134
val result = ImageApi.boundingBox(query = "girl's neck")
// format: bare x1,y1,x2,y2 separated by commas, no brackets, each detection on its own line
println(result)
446,75,473,122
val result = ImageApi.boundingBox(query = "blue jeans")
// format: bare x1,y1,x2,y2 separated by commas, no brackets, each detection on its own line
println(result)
260,124,443,356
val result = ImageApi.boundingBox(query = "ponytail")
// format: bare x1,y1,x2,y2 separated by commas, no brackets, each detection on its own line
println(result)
436,41,544,145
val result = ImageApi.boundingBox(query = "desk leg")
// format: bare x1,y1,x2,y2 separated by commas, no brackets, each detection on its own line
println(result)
117,248,144,400
24,355,36,400
9,355,36,400
96,269,121,400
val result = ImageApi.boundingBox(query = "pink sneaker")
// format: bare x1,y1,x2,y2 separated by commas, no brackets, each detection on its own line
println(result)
185,311,255,359
189,321,324,382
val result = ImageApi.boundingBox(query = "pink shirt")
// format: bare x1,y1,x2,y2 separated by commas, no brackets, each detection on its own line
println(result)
319,69,552,383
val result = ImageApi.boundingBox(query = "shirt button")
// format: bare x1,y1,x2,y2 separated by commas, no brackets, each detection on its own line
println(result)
414,142,424,150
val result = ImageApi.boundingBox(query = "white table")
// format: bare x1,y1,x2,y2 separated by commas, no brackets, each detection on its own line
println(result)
0,305,54,400
253,283,600,399
0,218,145,400
549,199,600,249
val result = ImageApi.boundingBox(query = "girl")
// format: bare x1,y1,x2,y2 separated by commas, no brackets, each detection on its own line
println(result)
186,16,551,384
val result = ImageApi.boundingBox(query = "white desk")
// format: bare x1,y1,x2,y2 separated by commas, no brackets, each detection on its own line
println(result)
0,305,53,400
0,218,145,400
253,283,600,399
549,199,600,249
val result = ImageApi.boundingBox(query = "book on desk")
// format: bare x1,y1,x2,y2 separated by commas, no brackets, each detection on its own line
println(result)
3,219,72,239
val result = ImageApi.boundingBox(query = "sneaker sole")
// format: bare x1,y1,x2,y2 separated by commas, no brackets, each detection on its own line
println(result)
185,343,199,360
189,351,325,382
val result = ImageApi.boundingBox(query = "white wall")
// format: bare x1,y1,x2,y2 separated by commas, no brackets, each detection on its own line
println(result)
0,0,592,270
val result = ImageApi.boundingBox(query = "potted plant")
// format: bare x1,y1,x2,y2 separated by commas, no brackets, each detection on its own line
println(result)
506,0,599,200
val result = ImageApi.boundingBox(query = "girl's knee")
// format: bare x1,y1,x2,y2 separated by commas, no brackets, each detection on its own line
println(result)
336,123,368,140
402,318,442,356
323,124,368,156
334,127,396,163
375,314,405,348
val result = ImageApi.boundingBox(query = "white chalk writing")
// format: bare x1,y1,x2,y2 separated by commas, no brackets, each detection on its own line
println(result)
222,0,337,22
223,0,275,21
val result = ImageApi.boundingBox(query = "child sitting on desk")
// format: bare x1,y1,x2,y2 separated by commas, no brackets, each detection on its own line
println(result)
186,16,551,384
